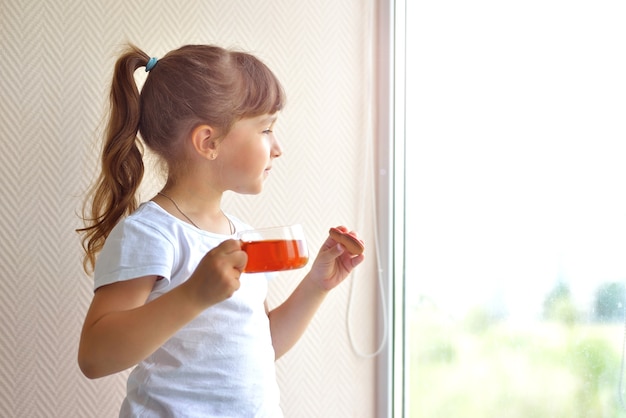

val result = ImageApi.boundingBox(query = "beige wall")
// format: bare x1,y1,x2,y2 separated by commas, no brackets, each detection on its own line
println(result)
0,0,382,417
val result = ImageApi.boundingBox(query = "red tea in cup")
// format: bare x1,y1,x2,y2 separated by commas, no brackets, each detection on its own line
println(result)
238,225,309,273
241,239,308,273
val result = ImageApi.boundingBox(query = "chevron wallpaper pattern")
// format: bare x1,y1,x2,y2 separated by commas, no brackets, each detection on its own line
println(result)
0,0,381,417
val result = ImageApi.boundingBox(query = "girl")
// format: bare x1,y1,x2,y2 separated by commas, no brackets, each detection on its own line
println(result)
77,44,365,417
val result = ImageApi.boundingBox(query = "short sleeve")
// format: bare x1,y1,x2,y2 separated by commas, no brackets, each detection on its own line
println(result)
94,218,175,291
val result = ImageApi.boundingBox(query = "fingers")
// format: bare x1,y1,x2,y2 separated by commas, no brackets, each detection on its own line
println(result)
308,226,365,290
350,253,365,268
189,240,249,307
328,226,364,255
217,239,248,271
316,225,366,269
217,238,242,254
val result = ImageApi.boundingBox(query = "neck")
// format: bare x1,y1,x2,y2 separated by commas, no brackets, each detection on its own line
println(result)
155,190,234,235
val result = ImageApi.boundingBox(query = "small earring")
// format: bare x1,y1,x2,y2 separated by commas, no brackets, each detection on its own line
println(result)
210,152,217,160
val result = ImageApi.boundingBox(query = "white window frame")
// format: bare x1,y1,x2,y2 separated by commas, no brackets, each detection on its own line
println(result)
376,0,407,417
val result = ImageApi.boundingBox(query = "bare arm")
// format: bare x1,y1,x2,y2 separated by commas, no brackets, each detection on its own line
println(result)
267,274,328,359
268,227,365,359
78,239,246,379
79,276,203,378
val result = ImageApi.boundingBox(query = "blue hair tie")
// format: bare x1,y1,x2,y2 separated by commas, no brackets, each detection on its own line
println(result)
146,57,158,72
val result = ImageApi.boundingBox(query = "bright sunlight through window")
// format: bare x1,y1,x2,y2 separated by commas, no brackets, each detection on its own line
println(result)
405,1,626,416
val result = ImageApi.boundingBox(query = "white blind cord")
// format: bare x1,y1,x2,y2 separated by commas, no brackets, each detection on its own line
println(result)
346,0,389,358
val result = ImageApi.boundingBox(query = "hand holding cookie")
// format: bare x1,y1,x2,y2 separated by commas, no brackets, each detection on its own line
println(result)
306,225,365,291
329,226,365,255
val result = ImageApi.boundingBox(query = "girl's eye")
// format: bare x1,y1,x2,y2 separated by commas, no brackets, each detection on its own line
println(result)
263,129,273,134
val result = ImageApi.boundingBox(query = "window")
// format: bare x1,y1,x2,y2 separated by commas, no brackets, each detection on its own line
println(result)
402,1,626,416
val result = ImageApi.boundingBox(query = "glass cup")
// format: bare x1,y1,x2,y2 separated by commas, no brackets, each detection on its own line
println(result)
237,224,309,273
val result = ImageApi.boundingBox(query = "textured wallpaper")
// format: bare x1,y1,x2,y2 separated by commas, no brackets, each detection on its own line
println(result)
0,0,381,417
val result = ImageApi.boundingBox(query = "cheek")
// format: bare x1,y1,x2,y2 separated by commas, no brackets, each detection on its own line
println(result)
249,140,271,166
222,138,270,177
223,153,268,193
229,149,266,177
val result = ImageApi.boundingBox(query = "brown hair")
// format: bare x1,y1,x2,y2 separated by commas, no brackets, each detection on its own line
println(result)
78,44,285,273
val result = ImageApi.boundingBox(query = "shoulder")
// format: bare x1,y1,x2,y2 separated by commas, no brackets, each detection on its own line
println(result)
127,200,175,228
110,202,177,240
99,202,182,267
94,202,178,289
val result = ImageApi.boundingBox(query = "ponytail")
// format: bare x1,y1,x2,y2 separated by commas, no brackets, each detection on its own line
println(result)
78,45,149,273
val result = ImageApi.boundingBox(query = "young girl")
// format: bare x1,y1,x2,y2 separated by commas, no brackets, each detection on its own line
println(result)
77,44,365,417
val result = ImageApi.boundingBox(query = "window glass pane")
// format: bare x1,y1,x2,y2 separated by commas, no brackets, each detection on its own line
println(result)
405,1,626,416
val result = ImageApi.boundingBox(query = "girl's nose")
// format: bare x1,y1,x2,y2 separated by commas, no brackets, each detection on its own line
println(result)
271,135,283,158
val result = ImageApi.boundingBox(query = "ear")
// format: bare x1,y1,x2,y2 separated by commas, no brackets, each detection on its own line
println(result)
190,124,219,160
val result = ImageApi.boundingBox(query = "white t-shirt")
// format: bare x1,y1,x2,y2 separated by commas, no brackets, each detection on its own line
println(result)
94,202,283,418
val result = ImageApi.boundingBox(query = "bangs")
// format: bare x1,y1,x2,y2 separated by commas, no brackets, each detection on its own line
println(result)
234,53,286,117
